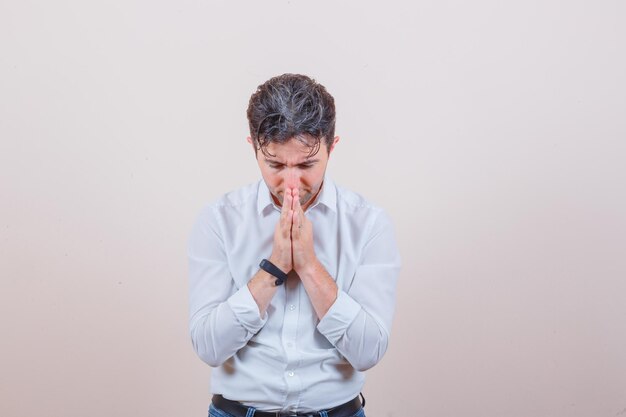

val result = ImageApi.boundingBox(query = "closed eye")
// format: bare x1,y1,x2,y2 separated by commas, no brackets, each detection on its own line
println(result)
267,163,315,170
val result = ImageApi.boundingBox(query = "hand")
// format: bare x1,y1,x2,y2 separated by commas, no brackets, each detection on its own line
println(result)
269,188,294,273
291,188,317,275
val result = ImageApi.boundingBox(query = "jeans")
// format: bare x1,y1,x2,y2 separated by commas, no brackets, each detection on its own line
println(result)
208,403,366,417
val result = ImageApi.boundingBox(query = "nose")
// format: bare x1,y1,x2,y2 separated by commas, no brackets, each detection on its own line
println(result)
283,168,302,190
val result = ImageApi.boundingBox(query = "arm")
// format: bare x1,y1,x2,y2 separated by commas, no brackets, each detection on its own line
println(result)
247,189,294,316
302,209,401,371
188,194,293,367
188,206,265,367
291,189,339,319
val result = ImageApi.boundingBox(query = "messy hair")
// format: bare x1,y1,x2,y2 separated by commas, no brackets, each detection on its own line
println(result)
247,74,336,157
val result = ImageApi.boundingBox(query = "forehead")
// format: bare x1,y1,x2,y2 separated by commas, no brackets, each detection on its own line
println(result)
263,138,327,160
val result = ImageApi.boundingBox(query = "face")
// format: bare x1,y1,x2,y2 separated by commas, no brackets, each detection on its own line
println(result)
248,136,339,211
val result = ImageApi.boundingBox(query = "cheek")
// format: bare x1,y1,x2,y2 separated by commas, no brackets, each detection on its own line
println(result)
268,173,281,185
299,172,312,186
260,168,281,186
302,170,322,188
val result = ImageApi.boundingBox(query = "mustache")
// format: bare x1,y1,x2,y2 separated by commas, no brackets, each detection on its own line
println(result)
276,190,312,203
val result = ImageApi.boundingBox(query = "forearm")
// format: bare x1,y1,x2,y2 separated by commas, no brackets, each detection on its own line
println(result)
247,265,282,317
191,257,289,366
190,292,261,367
319,294,390,371
319,209,400,371
297,257,388,370
297,258,338,320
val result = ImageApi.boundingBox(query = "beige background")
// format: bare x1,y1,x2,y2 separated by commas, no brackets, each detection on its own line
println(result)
1,1,625,416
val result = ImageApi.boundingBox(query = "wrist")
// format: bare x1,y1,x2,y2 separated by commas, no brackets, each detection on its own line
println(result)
269,255,290,274
260,258,289,286
295,257,321,279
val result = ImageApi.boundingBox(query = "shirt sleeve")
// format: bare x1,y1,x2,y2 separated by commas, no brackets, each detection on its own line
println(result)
316,209,401,371
188,205,267,367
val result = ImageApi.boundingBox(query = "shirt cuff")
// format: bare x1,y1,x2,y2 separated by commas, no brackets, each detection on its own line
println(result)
227,284,268,335
316,290,361,345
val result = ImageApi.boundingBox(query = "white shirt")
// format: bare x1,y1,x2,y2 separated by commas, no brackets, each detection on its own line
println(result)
188,177,401,413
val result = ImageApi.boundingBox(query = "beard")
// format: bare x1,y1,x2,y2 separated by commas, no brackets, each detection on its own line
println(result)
275,191,312,206
273,187,318,208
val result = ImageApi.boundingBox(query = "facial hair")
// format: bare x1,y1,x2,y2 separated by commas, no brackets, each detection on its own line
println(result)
273,186,317,208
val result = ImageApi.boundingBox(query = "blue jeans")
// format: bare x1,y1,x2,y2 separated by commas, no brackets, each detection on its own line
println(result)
208,403,366,417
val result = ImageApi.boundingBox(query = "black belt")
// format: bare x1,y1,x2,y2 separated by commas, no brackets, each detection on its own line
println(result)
211,394,364,417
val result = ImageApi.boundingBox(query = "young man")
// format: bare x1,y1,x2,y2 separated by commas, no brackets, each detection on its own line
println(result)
188,74,401,417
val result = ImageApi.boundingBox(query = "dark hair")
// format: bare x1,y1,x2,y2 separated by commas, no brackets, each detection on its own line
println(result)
247,74,336,157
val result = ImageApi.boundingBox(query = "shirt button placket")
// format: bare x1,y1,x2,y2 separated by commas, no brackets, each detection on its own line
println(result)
282,274,301,408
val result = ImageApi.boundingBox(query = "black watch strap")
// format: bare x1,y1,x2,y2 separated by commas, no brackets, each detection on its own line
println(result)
259,259,288,286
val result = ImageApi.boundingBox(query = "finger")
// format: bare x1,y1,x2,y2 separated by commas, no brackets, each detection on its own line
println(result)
287,209,294,237
294,193,306,230
281,189,292,224
292,188,299,211
284,188,293,212
293,189,302,214
292,207,300,239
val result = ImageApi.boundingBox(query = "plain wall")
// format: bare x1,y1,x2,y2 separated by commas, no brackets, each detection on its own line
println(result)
1,1,625,416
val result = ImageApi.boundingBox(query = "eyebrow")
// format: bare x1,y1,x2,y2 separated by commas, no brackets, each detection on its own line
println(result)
265,159,319,165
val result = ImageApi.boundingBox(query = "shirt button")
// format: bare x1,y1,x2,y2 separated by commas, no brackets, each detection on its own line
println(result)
289,304,296,311
287,342,293,348
288,371,294,377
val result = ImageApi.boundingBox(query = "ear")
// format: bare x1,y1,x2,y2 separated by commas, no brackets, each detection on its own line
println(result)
247,136,258,159
329,136,340,154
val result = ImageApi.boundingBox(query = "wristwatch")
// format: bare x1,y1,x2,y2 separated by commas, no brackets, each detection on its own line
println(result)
259,259,288,286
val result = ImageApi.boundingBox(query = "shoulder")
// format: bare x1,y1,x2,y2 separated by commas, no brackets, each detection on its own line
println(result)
334,183,384,217
332,183,399,262
332,182,397,235
193,181,260,227
208,181,260,211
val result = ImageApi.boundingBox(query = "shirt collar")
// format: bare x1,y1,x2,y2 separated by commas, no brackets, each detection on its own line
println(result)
257,176,337,216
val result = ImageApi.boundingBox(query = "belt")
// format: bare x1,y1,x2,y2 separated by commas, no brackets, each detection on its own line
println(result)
211,394,364,417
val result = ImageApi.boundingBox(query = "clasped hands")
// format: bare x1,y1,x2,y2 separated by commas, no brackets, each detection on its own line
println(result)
269,188,316,276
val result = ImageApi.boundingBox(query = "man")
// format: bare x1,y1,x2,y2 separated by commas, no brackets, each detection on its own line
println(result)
188,74,401,417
